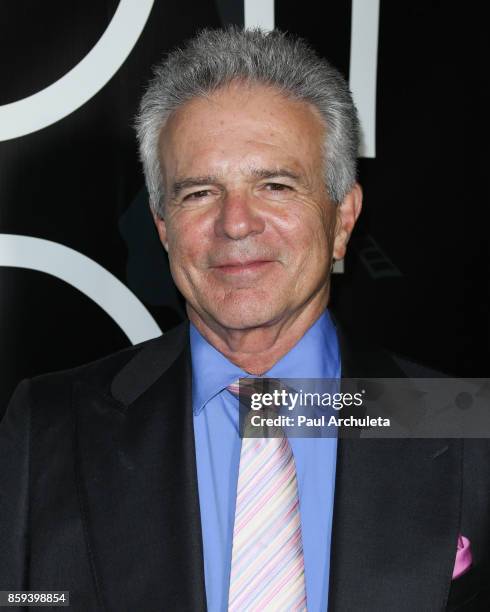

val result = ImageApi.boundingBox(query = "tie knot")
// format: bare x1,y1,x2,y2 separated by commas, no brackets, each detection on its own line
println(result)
227,378,288,438
227,377,283,398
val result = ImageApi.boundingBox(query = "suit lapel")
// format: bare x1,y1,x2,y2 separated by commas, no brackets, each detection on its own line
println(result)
328,322,463,611
74,323,207,611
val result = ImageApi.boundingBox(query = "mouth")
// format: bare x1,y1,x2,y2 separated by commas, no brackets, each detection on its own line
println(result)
211,259,276,275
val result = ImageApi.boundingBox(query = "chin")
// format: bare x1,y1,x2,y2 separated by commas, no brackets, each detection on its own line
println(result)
205,296,281,331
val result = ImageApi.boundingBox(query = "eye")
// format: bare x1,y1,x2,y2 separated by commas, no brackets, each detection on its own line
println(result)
264,182,292,191
183,189,211,201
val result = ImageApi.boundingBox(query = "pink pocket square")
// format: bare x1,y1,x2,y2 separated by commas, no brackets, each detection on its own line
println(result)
452,535,472,579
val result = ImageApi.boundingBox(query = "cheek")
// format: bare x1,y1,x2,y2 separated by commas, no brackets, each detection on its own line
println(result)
274,214,333,288
166,216,206,262
274,207,330,254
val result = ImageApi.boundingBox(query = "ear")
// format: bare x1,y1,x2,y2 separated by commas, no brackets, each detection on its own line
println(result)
153,212,169,252
333,182,363,261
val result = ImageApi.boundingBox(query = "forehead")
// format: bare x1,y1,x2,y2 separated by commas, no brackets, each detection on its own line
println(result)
158,82,326,179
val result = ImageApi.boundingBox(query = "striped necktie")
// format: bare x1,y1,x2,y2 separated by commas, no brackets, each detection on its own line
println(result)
227,379,307,611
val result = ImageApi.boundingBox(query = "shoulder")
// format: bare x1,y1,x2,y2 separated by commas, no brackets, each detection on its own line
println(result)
390,354,448,378
331,313,448,378
27,336,157,402
5,321,189,416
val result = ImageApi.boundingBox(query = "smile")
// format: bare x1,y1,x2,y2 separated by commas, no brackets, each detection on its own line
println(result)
212,260,276,275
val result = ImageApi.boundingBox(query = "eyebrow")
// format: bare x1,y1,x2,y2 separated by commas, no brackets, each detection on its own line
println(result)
249,168,301,181
171,168,301,198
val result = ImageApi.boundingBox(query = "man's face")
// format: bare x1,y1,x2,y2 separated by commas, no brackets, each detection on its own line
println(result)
155,82,347,333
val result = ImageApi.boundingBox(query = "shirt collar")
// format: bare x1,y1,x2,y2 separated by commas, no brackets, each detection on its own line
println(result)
190,309,340,415
190,324,249,415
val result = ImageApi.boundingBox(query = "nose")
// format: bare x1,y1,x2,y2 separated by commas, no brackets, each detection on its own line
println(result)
214,191,265,240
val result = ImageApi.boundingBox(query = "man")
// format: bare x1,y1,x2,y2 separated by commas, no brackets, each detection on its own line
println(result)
1,28,488,611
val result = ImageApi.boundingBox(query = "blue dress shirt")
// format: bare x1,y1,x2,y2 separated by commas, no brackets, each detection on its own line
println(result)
191,310,340,611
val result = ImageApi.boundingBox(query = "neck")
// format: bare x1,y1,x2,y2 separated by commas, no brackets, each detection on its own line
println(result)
187,294,329,375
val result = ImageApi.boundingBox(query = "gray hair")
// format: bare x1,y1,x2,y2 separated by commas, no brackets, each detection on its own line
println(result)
136,27,360,217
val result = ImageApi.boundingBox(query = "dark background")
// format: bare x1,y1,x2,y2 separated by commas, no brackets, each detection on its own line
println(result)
1,0,487,418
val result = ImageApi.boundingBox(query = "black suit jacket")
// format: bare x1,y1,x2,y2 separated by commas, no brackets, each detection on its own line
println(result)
0,321,489,611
